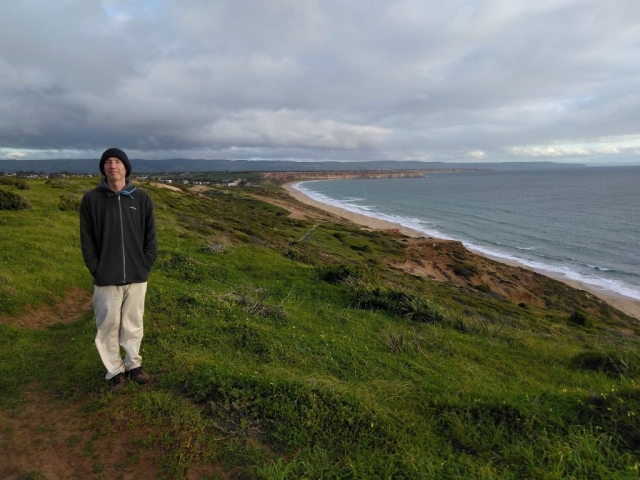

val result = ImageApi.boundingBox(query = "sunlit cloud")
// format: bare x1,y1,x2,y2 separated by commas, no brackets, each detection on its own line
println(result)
508,147,592,157
467,150,486,159
2,150,28,158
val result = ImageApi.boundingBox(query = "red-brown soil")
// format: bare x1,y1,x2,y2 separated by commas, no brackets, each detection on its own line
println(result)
0,286,93,329
0,387,159,480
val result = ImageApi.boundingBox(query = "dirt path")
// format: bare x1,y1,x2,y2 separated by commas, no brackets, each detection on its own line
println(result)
151,181,183,193
298,224,319,242
0,286,93,329
0,288,220,479
0,386,159,480
0,288,162,479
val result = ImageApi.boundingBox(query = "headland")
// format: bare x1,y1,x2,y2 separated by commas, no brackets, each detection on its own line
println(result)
283,182,640,321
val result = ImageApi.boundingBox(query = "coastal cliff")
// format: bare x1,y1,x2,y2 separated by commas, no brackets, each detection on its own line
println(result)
261,186,640,325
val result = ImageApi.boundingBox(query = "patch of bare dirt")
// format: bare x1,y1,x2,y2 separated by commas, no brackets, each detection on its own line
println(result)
0,286,93,329
0,387,159,480
189,185,211,193
390,238,545,306
151,181,183,192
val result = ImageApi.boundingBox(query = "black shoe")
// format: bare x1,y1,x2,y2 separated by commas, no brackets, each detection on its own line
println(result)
110,373,126,393
126,367,151,385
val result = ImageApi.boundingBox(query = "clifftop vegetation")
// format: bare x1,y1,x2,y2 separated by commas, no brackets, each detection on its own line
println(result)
0,178,638,479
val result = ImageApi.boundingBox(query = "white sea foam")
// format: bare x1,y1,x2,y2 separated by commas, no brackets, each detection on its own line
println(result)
292,182,457,241
291,181,640,301
588,265,613,272
462,243,640,301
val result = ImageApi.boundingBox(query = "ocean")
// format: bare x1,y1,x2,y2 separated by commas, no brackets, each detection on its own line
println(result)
292,166,640,301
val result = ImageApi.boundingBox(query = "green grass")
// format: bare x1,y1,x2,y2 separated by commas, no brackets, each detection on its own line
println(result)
0,181,92,315
1,179,639,479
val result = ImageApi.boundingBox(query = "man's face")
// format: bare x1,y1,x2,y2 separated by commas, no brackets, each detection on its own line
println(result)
104,157,126,182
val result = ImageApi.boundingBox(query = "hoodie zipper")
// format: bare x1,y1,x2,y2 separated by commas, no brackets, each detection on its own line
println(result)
117,195,126,283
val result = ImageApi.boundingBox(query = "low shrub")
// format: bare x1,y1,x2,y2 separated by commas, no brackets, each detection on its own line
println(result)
59,193,82,212
319,264,362,284
283,246,316,265
0,176,16,186
187,366,396,452
436,400,530,450
453,262,478,277
156,253,206,283
233,231,250,243
350,244,373,253
15,180,30,190
0,189,32,210
351,285,444,323
46,179,72,189
568,310,592,327
223,286,288,321
578,386,640,452
572,349,640,377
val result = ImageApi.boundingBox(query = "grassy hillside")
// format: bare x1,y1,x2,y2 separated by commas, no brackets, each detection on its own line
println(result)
0,178,639,479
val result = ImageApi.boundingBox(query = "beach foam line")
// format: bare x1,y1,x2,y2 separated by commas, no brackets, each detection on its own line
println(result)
293,182,457,240
291,181,640,302
464,243,640,301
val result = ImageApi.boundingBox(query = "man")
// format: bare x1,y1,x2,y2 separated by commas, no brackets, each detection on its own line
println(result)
80,148,158,393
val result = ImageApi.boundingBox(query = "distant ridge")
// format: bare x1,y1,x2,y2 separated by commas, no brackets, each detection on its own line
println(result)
0,158,588,174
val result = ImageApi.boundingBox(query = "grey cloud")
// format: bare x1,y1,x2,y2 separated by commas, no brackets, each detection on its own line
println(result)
0,0,639,163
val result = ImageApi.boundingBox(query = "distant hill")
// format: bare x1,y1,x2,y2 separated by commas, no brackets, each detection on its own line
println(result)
0,158,588,174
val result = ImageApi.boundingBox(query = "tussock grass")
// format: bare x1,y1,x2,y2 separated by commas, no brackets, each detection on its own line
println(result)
222,285,289,320
0,188,32,210
572,347,640,377
58,193,82,211
1,178,639,478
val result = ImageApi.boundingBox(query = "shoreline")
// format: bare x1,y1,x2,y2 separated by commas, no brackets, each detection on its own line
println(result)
283,182,640,321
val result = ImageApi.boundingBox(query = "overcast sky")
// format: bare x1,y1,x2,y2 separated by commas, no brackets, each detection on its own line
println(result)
1,0,639,164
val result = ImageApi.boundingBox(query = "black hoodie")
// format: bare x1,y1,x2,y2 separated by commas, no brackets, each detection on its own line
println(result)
80,178,158,286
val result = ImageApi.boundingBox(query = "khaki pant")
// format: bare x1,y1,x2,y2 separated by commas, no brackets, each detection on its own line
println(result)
93,282,148,380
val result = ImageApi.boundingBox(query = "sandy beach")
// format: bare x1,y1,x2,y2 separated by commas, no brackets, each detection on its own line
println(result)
283,182,640,321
